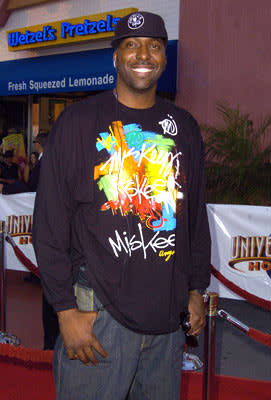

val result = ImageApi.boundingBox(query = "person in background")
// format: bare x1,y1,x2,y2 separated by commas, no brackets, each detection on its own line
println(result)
0,131,59,350
0,132,47,194
0,150,19,185
33,11,210,400
23,151,39,183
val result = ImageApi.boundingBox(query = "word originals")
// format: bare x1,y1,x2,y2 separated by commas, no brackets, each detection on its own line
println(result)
159,250,175,262
8,15,120,48
61,16,120,39
7,215,32,236
101,144,182,179
8,26,56,47
109,223,175,259
231,235,271,259
8,75,114,93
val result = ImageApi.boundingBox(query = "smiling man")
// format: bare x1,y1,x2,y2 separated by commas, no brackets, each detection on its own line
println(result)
33,11,211,400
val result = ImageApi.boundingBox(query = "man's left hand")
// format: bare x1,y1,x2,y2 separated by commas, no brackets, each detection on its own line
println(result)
187,290,206,336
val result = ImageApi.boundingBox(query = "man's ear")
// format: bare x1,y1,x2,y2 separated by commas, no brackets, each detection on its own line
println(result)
113,52,117,69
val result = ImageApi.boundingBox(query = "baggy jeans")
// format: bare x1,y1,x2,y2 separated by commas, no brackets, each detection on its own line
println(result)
53,271,185,400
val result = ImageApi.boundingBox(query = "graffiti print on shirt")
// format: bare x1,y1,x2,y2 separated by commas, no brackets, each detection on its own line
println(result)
94,120,184,259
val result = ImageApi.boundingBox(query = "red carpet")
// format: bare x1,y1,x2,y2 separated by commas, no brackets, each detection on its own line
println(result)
0,344,270,400
181,371,271,400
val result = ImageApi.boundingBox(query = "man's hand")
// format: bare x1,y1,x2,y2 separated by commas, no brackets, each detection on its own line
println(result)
57,308,108,366
187,290,206,336
0,184,3,193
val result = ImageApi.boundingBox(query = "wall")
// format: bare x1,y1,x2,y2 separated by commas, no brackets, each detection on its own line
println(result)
176,0,271,147
0,0,180,61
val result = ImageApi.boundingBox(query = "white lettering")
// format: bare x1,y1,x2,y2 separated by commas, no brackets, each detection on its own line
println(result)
8,81,27,92
108,223,175,260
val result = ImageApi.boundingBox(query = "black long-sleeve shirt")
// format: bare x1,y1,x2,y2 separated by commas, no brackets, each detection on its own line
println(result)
32,91,211,334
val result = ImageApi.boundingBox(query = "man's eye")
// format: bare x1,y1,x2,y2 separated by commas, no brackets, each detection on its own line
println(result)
151,42,161,50
126,41,136,48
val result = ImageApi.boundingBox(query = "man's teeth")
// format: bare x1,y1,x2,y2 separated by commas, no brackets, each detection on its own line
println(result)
133,67,152,72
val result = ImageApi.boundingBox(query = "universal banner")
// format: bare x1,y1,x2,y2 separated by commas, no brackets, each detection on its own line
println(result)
0,193,36,272
207,204,271,309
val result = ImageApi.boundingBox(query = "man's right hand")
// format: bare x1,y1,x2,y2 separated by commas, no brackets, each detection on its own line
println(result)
57,308,108,366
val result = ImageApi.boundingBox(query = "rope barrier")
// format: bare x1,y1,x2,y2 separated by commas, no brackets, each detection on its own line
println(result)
5,233,40,278
0,343,53,366
218,309,271,347
211,264,271,311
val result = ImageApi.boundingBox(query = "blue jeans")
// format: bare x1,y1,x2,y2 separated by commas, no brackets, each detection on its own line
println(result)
53,274,185,400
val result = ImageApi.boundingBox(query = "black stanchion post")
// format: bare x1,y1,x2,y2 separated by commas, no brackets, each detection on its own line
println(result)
0,220,6,332
203,292,219,400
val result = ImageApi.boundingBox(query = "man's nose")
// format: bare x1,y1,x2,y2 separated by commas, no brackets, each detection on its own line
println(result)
136,44,151,61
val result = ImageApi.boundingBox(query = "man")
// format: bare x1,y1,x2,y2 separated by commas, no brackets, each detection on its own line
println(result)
33,11,211,400
0,150,19,185
0,131,48,194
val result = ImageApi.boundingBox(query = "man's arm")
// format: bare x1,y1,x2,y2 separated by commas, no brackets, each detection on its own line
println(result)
187,117,211,335
32,109,107,364
187,290,206,336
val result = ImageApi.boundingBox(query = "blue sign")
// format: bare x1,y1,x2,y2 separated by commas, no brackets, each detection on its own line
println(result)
0,40,177,96
8,26,57,47
61,15,120,39
8,14,120,48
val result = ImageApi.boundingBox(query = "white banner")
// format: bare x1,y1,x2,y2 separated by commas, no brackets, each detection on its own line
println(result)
207,204,271,305
0,194,270,305
0,193,37,272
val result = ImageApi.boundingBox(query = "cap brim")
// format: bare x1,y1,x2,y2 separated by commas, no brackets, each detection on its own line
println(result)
111,35,168,49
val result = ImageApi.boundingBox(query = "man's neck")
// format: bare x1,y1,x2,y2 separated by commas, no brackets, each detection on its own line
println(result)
114,84,156,109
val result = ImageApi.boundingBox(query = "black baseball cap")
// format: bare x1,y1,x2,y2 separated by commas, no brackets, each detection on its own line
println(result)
111,11,168,49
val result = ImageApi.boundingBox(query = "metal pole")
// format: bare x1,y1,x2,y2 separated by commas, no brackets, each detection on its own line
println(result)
0,220,6,332
203,292,219,400
27,95,33,161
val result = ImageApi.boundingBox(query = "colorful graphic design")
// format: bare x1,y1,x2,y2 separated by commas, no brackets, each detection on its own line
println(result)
94,120,183,234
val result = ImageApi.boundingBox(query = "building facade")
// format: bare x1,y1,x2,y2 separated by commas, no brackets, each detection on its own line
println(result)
0,0,180,156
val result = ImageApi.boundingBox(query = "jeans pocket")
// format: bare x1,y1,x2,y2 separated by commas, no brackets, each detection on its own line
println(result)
172,329,185,365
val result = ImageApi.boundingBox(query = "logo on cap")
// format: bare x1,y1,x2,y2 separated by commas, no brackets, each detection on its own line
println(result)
128,13,144,30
